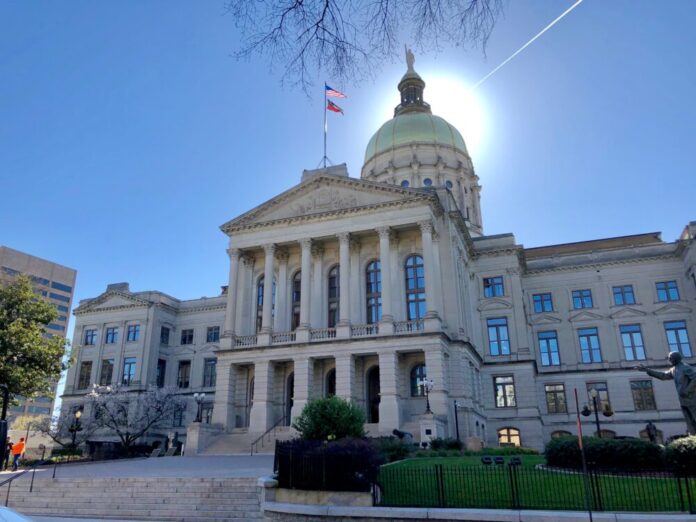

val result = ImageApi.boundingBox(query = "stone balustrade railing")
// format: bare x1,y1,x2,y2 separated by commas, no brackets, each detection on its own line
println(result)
309,328,337,341
394,320,424,333
271,331,296,344
351,324,379,337
235,334,258,347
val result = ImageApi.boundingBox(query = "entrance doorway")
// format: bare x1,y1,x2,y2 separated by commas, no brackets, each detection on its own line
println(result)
366,366,380,423
285,372,294,425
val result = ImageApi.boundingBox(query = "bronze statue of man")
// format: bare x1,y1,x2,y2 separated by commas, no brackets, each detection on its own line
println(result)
639,352,696,435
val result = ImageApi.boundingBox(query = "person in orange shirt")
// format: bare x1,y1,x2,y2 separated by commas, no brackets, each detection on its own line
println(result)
11,437,25,471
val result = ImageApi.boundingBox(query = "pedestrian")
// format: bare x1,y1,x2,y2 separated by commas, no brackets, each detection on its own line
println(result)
11,437,25,471
3,437,12,470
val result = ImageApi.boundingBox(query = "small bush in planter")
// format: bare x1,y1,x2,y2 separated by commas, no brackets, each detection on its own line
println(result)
666,436,696,474
293,396,365,441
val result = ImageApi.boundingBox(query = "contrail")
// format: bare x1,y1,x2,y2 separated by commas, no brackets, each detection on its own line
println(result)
471,0,584,90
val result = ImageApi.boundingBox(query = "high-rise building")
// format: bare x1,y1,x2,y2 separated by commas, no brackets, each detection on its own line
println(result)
0,245,77,427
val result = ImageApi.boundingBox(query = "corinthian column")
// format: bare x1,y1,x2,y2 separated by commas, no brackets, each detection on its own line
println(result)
223,248,240,339
337,232,351,326
275,249,289,332
298,239,312,336
377,226,394,334
419,220,441,330
261,244,276,333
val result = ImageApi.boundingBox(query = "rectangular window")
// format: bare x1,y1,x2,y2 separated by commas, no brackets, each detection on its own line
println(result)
127,324,140,342
122,357,136,385
665,321,692,357
47,323,64,331
78,361,92,390
206,326,220,343
631,380,656,411
83,329,97,346
578,327,602,363
487,318,510,356
105,327,118,344
99,359,114,386
172,408,184,427
586,382,610,412
203,358,217,387
656,281,680,302
483,276,504,298
202,404,213,424
49,292,71,303
533,293,553,313
57,315,67,322
181,329,194,345
178,360,191,388
30,275,49,286
160,326,170,345
56,304,69,313
156,359,167,388
51,281,73,293
494,376,516,408
613,285,636,306
538,331,560,366
620,324,646,361
572,289,593,309
545,384,567,414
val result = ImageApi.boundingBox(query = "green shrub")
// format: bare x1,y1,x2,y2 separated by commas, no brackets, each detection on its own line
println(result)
545,436,664,471
292,396,365,441
666,436,696,474
375,436,413,462
429,437,463,451
51,448,83,457
463,447,538,456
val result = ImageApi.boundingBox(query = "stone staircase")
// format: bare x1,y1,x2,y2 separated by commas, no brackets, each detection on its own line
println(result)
203,427,297,455
7,476,262,521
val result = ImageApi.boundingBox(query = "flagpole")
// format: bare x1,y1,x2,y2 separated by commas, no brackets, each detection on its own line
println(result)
323,82,327,168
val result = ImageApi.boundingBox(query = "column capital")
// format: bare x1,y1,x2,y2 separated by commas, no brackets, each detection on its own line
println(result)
226,248,241,260
311,244,324,259
337,232,351,244
299,238,313,250
418,220,434,234
241,254,255,267
376,226,393,241
263,243,277,256
349,237,361,251
276,248,290,262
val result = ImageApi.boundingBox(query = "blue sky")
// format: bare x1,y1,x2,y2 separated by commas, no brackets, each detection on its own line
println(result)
1,1,695,343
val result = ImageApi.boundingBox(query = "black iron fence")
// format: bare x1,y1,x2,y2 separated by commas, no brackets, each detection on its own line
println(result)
377,463,696,513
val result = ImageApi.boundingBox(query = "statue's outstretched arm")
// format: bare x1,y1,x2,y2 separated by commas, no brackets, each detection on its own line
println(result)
644,367,673,381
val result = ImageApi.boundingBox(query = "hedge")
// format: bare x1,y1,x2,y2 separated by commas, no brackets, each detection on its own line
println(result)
545,436,664,471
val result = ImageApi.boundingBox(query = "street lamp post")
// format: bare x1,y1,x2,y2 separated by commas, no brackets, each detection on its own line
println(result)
453,400,461,442
68,410,83,448
193,393,206,423
422,379,434,414
581,388,613,438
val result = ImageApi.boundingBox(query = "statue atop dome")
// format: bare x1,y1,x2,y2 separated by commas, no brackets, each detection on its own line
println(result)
405,45,415,73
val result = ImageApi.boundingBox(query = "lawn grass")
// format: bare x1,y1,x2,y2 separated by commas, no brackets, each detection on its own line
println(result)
378,456,695,512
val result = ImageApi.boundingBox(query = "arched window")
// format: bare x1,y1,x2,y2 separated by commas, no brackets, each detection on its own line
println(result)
498,427,521,447
405,255,426,321
325,368,336,397
400,180,410,187
596,429,616,439
410,364,427,397
256,276,276,333
328,265,339,328
366,260,382,324
291,271,301,331
551,430,572,439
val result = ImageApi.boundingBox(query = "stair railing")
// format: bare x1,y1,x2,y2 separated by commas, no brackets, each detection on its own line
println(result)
1,456,52,507
250,415,287,455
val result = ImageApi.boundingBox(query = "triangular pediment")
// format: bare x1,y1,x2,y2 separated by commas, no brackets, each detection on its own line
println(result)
654,303,692,315
221,174,434,233
477,298,513,311
569,310,604,322
609,307,647,319
75,291,151,314
530,313,563,325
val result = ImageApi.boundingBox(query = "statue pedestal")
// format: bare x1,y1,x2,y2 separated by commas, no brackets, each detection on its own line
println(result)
419,413,446,446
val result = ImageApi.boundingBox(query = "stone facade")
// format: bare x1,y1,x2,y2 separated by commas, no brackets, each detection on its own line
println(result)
61,65,696,451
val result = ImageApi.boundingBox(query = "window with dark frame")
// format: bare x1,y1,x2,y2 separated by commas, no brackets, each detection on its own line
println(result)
177,360,191,388
405,255,426,321
572,289,593,309
156,359,166,388
99,359,114,386
545,384,567,413
483,276,504,298
578,327,602,363
487,318,510,356
665,321,692,356
203,358,217,388
538,331,560,366
410,364,427,397
656,280,680,302
494,376,516,408
78,361,92,389
366,260,382,325
613,285,636,306
497,427,521,447
84,329,97,346
206,326,220,343
328,265,339,328
122,357,136,385
631,380,656,411
127,324,140,342
105,327,118,344
620,324,646,361
180,329,194,345
586,382,610,412
533,293,553,313
160,326,170,345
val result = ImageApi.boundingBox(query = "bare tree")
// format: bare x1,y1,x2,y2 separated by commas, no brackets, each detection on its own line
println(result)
34,413,97,450
87,385,186,451
227,0,505,91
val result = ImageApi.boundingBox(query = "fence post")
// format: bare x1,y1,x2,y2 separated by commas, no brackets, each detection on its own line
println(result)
507,464,520,509
588,467,603,511
434,464,445,507
685,475,695,514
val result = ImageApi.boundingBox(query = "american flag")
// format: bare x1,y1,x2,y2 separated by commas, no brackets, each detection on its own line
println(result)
325,84,347,98
327,100,344,114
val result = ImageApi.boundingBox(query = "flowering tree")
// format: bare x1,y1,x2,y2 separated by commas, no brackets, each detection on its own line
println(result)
34,412,97,449
87,385,186,451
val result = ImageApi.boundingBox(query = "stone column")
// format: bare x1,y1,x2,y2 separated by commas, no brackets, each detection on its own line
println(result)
349,238,362,324
419,221,441,331
335,354,355,402
211,360,236,431
311,244,324,328
291,357,313,421
425,348,450,420
337,232,351,337
223,248,241,340
378,351,402,434
297,239,312,342
249,360,273,433
376,227,394,334
261,244,276,333
276,250,289,332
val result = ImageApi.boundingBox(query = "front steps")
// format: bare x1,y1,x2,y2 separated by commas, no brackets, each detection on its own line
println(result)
8,477,262,521
202,427,297,455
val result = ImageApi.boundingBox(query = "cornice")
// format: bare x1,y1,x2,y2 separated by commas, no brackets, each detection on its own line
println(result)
524,253,678,275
